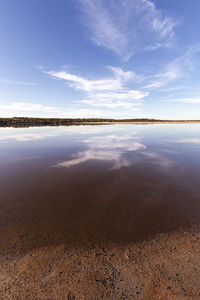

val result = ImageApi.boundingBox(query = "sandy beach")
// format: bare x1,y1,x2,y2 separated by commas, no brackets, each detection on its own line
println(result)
1,230,200,299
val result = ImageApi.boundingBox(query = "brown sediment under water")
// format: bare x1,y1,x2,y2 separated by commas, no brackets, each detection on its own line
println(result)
0,124,200,299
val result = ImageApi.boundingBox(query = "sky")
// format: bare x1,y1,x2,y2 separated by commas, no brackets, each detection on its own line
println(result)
0,0,200,119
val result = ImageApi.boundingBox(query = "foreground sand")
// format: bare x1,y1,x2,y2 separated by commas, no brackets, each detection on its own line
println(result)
1,230,200,299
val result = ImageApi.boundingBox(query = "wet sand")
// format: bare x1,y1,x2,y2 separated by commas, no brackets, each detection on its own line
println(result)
0,160,200,299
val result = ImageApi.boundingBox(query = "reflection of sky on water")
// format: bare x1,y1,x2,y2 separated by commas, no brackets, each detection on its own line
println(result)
171,138,200,144
1,124,200,252
56,136,176,170
0,125,124,142
57,134,146,169
54,124,200,170
0,124,200,171
0,127,68,142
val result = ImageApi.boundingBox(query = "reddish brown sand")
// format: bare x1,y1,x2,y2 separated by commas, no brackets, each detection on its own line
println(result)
1,231,200,299
0,161,200,299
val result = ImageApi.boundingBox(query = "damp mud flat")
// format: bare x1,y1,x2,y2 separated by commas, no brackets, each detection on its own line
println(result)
0,124,200,299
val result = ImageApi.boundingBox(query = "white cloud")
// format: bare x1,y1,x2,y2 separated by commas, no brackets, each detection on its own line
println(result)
44,44,200,112
160,86,185,92
79,0,177,59
46,70,122,92
0,101,138,118
0,78,36,86
107,66,137,81
143,45,200,90
144,61,182,89
179,98,200,104
46,67,148,109
46,66,137,92
164,97,200,104
0,102,56,114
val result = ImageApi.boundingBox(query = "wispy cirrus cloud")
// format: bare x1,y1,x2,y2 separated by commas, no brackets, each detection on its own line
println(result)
0,78,36,86
46,66,137,92
143,45,200,90
44,44,200,112
46,66,148,109
79,0,177,59
144,62,182,89
46,70,122,92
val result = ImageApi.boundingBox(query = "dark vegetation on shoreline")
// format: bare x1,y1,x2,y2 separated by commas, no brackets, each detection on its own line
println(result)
0,117,200,127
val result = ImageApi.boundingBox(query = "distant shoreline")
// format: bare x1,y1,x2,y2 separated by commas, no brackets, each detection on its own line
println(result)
0,117,200,127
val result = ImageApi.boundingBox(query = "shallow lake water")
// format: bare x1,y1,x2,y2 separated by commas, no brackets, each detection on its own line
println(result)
0,124,200,252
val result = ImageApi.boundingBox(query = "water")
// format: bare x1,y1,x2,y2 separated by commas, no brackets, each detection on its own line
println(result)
0,124,200,253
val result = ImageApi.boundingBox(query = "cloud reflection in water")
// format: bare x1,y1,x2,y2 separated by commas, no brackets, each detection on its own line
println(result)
57,134,146,169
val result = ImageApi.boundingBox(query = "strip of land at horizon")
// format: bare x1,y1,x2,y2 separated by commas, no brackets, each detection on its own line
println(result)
0,117,200,127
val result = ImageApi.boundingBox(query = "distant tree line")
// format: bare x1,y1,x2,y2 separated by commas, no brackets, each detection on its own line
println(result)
0,117,199,127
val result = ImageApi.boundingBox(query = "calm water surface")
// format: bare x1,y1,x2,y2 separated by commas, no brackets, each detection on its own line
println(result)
0,124,200,252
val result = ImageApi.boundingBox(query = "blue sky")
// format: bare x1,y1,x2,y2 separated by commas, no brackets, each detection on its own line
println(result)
0,0,200,119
